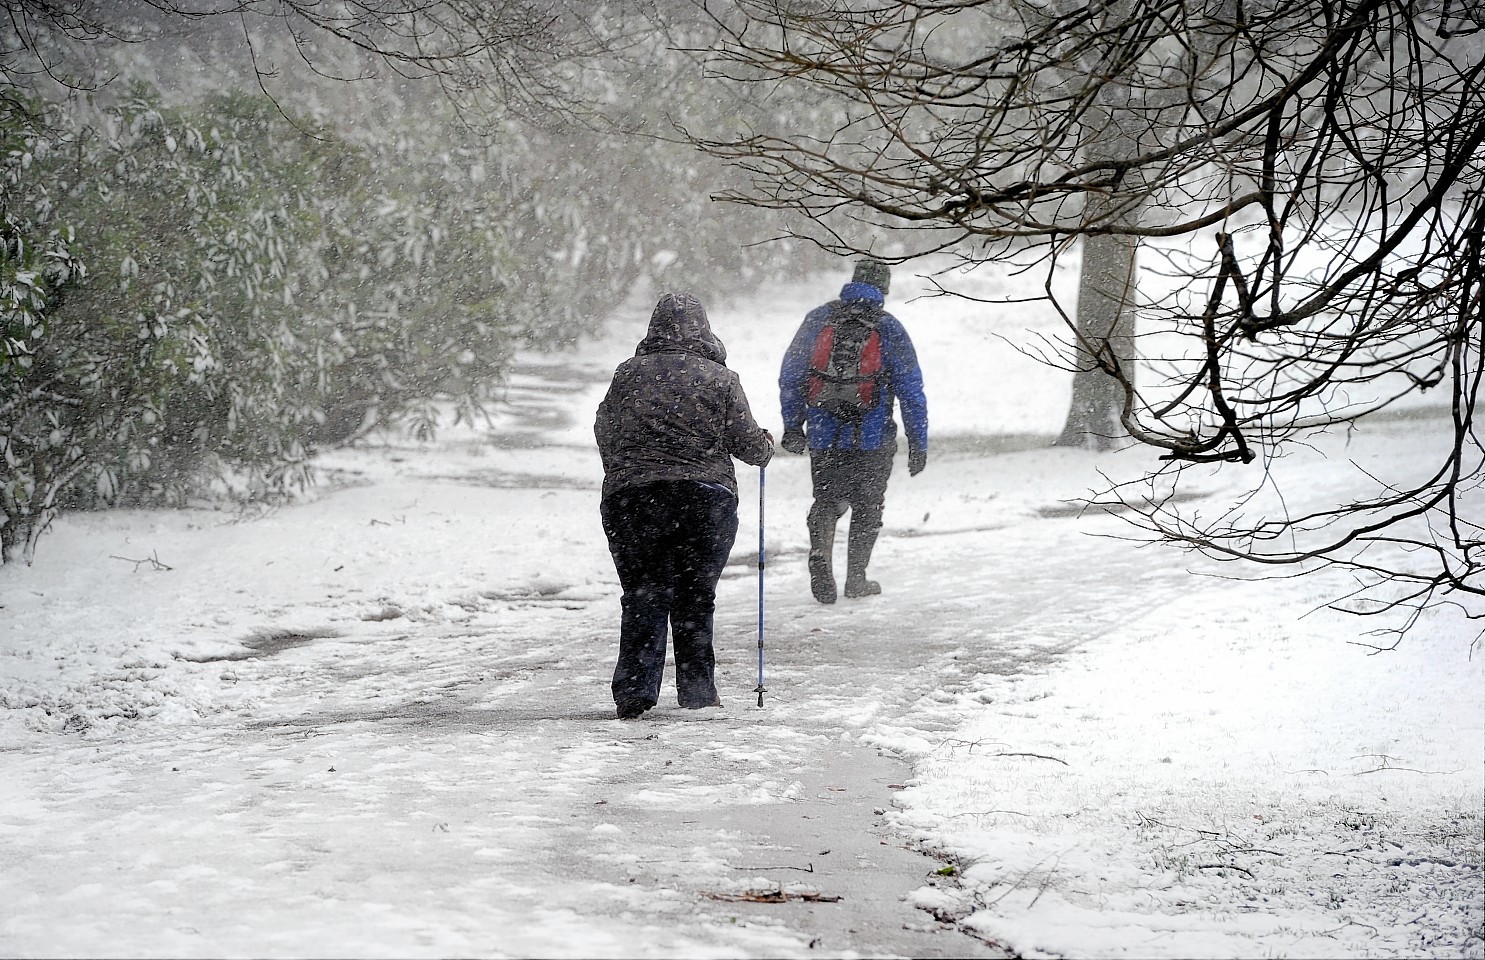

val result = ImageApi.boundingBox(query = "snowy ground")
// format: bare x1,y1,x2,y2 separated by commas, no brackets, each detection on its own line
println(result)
2,269,1481,959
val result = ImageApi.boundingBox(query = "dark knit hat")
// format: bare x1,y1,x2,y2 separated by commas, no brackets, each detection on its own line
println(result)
851,259,891,295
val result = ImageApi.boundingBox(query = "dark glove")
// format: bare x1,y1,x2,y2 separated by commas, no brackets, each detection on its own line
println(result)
782,429,808,455
908,446,927,476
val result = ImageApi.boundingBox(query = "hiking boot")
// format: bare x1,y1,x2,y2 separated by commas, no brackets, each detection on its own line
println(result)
807,507,839,604
615,698,653,720
683,695,723,710
808,554,837,604
844,523,880,599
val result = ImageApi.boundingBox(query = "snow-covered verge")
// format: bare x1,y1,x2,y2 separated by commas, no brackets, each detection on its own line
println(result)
2,268,1481,958
860,418,1484,958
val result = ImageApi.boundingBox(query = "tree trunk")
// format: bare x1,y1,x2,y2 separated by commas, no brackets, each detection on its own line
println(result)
0,515,17,565
1056,51,1149,451
1056,229,1139,450
1,449,87,565
0,493,46,566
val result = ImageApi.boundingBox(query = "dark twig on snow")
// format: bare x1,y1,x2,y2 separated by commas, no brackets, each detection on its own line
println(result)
950,809,1036,819
937,737,1010,754
1353,764,1458,776
994,751,1070,765
1351,753,1459,776
938,739,1069,764
729,862,815,873
109,551,172,572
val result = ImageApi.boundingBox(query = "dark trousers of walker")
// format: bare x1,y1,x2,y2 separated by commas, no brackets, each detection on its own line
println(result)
600,480,739,709
807,447,895,555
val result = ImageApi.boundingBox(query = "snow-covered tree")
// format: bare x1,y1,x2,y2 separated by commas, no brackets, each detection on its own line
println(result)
695,0,1484,633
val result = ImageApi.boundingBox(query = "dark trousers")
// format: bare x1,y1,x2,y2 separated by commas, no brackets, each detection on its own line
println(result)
600,481,739,708
808,448,894,576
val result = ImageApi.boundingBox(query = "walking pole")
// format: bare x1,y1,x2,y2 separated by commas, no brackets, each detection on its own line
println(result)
755,464,767,708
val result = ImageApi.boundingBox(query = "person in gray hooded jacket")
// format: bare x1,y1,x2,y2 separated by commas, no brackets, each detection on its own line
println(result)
595,292,774,720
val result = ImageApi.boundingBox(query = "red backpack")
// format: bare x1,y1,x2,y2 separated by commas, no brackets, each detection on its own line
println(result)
805,301,886,422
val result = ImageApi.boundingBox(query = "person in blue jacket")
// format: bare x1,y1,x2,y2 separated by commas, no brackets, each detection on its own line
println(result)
779,259,928,603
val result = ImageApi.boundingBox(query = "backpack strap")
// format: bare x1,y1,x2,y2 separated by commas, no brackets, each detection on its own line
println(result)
855,328,884,405
805,324,836,405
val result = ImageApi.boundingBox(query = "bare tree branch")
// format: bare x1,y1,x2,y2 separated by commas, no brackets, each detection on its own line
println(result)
693,0,1485,635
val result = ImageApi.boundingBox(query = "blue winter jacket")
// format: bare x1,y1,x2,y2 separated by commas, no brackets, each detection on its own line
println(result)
779,282,928,453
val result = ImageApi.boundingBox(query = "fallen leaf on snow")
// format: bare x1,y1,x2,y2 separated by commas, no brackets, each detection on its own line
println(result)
702,889,843,904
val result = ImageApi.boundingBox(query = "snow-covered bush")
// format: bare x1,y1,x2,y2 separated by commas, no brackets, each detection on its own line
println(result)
0,95,88,563
1,60,829,564
0,86,531,561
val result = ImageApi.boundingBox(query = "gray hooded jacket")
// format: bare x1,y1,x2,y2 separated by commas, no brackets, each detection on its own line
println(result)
595,293,773,500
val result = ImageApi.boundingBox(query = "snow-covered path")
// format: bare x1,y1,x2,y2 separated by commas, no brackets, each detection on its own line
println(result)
5,401,1185,959
4,277,1481,957
10,418,1475,958
2,429,1033,958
